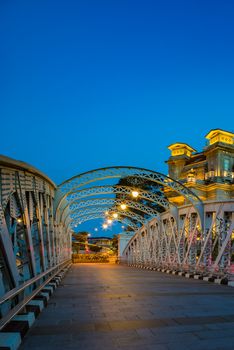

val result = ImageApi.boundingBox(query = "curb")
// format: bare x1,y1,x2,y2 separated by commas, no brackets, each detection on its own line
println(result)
126,264,231,287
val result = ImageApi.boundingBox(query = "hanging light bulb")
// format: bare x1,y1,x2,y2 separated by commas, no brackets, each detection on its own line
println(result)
132,191,139,198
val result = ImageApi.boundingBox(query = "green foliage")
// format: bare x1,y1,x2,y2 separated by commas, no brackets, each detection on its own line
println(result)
72,253,110,263
89,244,102,252
74,231,89,242
111,234,118,251
72,231,89,252
112,176,166,230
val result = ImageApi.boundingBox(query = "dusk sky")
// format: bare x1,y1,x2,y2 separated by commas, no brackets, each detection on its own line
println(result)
1,0,234,186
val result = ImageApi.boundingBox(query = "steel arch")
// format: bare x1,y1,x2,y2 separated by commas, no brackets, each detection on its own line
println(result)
58,185,171,221
62,198,160,223
56,166,202,206
55,166,204,229
67,206,146,227
70,213,139,231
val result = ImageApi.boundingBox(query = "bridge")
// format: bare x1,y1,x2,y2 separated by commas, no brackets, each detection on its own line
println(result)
0,128,233,349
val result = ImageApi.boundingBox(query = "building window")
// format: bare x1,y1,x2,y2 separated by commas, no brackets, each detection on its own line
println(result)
224,159,230,171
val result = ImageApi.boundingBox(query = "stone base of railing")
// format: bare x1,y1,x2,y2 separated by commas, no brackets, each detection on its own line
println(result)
120,262,234,287
0,264,72,350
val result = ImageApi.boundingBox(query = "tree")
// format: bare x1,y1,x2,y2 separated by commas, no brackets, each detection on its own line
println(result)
111,234,118,251
112,176,166,231
89,244,102,253
72,231,89,252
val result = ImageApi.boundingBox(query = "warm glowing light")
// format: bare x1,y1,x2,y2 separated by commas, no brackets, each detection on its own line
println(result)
102,224,108,229
107,219,113,224
120,204,127,210
132,191,139,198
113,213,118,218
105,211,109,215
17,218,22,223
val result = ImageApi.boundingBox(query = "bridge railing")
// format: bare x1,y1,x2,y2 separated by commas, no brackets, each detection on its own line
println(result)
0,259,71,330
121,203,234,279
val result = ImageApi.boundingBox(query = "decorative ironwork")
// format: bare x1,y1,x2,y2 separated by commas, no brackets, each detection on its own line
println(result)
58,185,171,223
55,167,204,235
67,206,146,226
63,197,160,223
55,166,203,214
0,155,71,314
70,213,138,230
123,203,234,275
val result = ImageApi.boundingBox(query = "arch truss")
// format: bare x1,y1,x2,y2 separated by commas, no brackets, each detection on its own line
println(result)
122,203,234,275
55,165,204,239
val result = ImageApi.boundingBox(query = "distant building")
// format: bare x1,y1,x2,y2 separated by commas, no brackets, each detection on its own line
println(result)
88,237,112,250
165,129,234,204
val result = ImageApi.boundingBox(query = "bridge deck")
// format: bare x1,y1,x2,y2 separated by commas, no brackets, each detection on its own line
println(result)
20,264,234,350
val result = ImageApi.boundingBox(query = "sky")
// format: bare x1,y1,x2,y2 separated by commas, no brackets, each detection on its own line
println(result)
0,0,234,235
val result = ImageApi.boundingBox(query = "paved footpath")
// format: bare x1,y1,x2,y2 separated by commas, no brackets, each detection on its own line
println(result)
20,264,234,350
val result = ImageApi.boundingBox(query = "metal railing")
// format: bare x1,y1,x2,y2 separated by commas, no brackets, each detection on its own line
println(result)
0,259,71,330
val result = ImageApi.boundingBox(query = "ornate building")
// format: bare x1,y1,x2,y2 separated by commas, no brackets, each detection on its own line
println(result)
166,129,234,205
121,128,234,276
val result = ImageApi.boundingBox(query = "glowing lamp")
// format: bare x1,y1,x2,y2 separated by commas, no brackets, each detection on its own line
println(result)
132,191,139,198
113,213,118,218
120,204,127,210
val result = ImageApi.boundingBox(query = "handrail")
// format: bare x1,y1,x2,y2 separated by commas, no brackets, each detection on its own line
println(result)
0,259,70,305
0,259,71,330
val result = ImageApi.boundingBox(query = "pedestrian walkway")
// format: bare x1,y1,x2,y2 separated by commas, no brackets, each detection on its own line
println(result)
20,264,234,350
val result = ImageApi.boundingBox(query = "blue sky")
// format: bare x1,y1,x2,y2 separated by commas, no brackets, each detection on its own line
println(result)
0,0,234,235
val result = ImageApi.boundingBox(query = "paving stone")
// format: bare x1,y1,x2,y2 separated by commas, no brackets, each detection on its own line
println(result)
19,264,234,350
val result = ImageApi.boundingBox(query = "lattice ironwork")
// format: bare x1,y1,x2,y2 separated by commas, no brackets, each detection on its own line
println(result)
63,198,160,222
0,155,71,308
59,185,171,218
67,206,146,226
56,166,202,209
123,203,234,275
55,166,204,232
70,213,138,230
